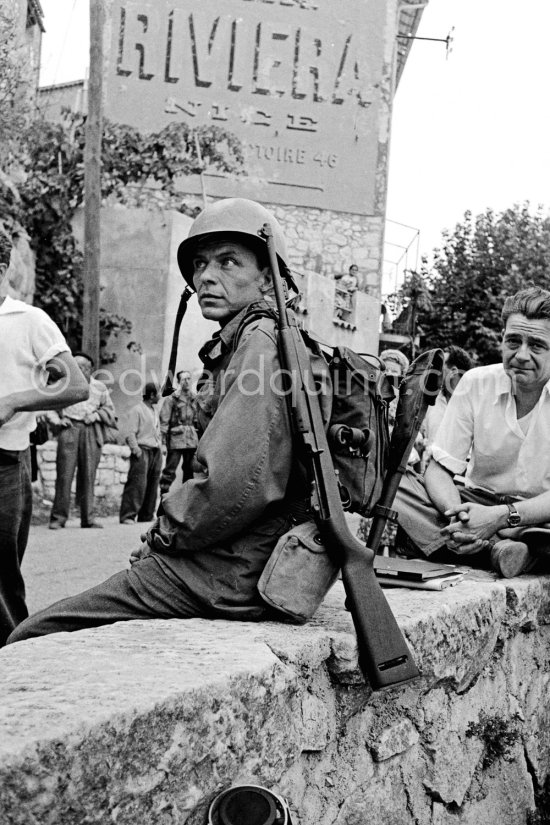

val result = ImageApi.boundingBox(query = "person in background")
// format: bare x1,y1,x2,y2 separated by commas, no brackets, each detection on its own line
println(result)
380,304,393,333
334,264,359,319
120,382,163,524
159,370,198,494
358,348,413,551
380,347,409,377
341,264,359,293
421,345,474,471
0,232,88,645
48,352,116,530
379,348,410,431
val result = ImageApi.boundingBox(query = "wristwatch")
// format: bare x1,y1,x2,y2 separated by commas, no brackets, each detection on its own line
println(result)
506,502,521,528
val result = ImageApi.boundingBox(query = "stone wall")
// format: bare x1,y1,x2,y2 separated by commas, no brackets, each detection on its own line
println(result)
37,441,130,504
107,187,384,295
1,574,550,824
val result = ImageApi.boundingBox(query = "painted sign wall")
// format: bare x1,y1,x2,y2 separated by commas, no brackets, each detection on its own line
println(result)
105,0,390,214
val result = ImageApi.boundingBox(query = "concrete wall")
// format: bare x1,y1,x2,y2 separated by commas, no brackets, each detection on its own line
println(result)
72,205,217,426
1,574,550,824
105,192,385,295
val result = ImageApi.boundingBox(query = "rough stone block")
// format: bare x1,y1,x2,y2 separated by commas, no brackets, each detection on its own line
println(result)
38,448,57,462
96,470,114,487
1,578,550,824
38,468,57,481
370,718,419,762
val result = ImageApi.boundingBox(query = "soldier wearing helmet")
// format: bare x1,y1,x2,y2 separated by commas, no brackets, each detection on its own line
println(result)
9,199,322,642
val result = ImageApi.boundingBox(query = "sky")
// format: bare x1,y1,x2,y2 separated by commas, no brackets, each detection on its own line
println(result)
384,0,550,291
38,0,550,296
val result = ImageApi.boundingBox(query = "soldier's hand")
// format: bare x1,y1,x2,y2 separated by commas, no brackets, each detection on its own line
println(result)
132,447,143,459
129,541,150,566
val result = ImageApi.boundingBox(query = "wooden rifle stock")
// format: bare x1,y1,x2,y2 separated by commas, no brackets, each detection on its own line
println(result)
260,223,419,690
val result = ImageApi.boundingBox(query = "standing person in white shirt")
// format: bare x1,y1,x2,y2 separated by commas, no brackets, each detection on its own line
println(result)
48,352,116,530
120,382,162,524
0,234,88,645
395,286,550,578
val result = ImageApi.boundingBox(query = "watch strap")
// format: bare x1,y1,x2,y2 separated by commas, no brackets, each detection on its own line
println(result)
506,502,521,527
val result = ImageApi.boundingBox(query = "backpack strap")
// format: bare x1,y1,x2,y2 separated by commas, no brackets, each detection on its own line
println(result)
233,301,278,351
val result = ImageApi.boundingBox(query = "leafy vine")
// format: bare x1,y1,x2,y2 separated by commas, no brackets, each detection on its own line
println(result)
1,113,244,362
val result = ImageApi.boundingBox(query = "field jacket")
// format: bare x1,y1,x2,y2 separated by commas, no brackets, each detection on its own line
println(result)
146,300,329,618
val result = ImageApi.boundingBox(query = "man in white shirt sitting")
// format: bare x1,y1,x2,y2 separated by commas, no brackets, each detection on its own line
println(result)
395,286,550,578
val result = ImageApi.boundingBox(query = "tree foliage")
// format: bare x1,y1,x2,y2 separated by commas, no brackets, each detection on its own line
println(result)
2,113,244,361
0,1,32,156
417,204,550,364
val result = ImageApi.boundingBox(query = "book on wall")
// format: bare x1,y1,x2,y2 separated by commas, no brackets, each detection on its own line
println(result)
373,556,460,581
376,573,465,591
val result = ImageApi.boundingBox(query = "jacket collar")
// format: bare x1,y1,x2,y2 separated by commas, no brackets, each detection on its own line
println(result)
198,301,275,365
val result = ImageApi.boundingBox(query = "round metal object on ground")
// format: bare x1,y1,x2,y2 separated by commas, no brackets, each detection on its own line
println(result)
207,784,293,825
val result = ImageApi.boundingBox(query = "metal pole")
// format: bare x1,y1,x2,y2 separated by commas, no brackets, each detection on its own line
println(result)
82,0,104,366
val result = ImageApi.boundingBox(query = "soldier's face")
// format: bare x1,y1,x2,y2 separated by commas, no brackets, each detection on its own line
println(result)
192,239,270,324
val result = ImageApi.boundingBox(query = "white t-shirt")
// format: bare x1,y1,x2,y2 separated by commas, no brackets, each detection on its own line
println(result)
431,363,550,499
0,296,69,450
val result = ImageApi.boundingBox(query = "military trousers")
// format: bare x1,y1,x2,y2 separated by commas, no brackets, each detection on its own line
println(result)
7,555,208,644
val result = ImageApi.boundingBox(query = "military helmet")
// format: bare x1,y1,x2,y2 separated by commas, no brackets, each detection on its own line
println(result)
177,198,292,290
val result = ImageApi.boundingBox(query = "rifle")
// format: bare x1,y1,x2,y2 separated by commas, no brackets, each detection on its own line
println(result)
260,223,419,690
368,348,445,554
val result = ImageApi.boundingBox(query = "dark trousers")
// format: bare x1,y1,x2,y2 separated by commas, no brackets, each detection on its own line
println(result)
0,448,32,646
7,555,207,643
50,421,102,527
120,446,162,523
160,448,195,491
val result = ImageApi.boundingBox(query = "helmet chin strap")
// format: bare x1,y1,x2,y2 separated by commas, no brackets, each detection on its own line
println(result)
161,285,195,397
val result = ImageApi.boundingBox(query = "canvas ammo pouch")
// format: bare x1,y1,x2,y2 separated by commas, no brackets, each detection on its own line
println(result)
257,520,339,624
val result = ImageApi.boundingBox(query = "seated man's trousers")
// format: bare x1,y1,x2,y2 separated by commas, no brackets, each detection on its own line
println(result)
394,469,543,559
